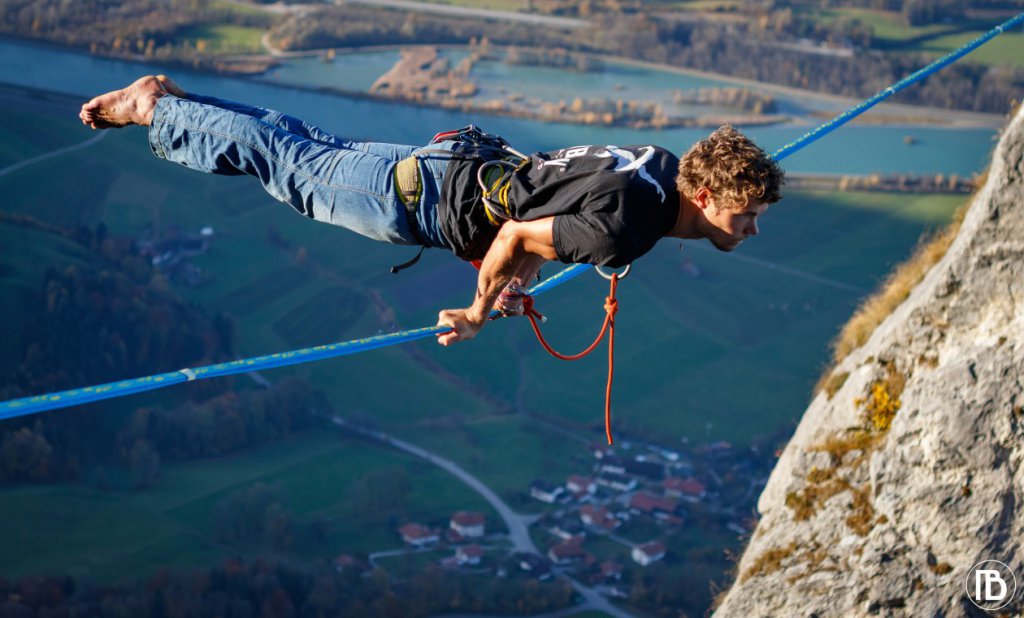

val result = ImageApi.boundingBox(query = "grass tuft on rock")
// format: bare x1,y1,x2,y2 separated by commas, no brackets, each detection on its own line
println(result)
818,204,967,380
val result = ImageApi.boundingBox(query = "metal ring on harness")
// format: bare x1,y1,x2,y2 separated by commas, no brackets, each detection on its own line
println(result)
477,159,520,224
595,264,631,281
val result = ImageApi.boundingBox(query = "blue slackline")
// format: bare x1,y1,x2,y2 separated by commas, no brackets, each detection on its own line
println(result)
771,12,1024,162
1,12,1021,420
0,264,591,420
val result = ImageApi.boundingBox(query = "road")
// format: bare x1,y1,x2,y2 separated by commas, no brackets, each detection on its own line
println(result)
330,415,541,554
0,132,108,179
343,0,588,29
329,415,635,618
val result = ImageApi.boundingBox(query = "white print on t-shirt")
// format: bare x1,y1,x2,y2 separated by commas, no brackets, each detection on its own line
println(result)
538,145,591,169
596,145,667,203
536,145,668,203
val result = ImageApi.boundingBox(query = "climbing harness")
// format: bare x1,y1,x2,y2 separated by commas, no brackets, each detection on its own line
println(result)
431,125,531,226
1,12,1022,424
390,125,529,272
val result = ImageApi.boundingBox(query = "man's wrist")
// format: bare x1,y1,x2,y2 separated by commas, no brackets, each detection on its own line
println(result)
466,306,490,325
500,281,529,301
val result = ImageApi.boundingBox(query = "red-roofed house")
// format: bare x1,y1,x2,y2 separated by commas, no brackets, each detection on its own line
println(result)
632,541,666,566
567,475,596,496
450,511,485,538
579,504,620,531
456,544,485,566
399,523,439,547
630,492,680,517
600,560,624,580
664,477,707,502
588,560,624,584
547,541,587,565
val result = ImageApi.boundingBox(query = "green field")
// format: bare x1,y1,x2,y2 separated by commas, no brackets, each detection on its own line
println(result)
0,87,971,586
0,87,89,167
805,7,1024,68
177,24,266,56
0,89,967,448
0,430,494,581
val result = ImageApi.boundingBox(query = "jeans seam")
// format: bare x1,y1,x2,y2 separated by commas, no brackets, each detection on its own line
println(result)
159,119,393,201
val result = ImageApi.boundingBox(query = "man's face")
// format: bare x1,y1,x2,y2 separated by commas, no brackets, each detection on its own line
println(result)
702,198,768,252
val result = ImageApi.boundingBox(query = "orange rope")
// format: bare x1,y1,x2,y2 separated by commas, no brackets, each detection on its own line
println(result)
521,274,619,444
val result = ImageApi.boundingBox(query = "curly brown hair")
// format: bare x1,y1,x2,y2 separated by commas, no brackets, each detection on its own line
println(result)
676,125,784,210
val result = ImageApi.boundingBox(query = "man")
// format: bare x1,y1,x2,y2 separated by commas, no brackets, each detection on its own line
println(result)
80,75,784,346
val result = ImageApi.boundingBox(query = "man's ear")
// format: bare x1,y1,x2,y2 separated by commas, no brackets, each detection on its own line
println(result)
693,187,712,210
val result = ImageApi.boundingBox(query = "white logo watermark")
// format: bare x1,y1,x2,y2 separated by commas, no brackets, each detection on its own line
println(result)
965,560,1017,611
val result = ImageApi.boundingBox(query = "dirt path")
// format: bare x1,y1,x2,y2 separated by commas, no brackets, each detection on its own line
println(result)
0,132,108,179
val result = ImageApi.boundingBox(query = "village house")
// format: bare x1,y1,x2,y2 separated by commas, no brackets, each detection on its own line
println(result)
398,523,439,547
450,511,485,538
579,504,620,532
646,445,681,462
547,541,588,566
597,455,627,475
663,477,707,502
630,492,680,516
630,492,684,525
455,544,485,566
552,518,585,542
530,480,566,504
632,541,666,566
516,552,553,580
587,560,624,585
566,474,596,499
597,455,665,481
595,472,636,492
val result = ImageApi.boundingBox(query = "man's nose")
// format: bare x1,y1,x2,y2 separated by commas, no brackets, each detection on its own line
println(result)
748,220,759,236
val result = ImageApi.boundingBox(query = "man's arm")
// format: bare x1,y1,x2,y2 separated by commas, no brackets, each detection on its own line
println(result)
494,253,548,316
437,217,558,346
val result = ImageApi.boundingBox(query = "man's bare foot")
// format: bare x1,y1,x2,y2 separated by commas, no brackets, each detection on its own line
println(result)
79,75,167,129
156,75,188,98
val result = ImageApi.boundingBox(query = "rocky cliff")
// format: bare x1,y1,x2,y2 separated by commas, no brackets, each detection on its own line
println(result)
715,104,1024,617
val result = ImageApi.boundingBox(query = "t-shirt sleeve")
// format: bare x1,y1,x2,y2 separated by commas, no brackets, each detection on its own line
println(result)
553,211,634,268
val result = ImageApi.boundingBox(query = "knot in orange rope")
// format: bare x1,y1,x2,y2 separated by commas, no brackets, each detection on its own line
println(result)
522,273,620,445
603,297,618,318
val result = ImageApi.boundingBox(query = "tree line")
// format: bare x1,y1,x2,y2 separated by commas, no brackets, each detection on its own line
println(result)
0,556,576,616
0,218,324,486
0,0,273,72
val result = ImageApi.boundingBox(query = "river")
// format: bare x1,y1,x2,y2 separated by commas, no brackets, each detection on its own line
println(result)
0,36,1002,177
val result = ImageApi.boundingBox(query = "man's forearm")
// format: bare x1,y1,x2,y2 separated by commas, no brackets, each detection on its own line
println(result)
465,227,532,323
493,253,547,316
437,217,557,346
511,253,547,287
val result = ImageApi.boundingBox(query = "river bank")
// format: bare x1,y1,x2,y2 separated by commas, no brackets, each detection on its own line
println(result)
253,35,1005,129
0,35,1000,177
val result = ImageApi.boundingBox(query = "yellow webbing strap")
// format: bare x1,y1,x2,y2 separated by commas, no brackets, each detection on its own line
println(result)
395,156,421,206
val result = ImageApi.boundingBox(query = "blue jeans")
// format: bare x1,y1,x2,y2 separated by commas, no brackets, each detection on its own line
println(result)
147,94,454,249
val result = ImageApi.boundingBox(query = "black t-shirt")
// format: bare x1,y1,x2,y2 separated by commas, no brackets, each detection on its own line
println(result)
438,144,681,268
